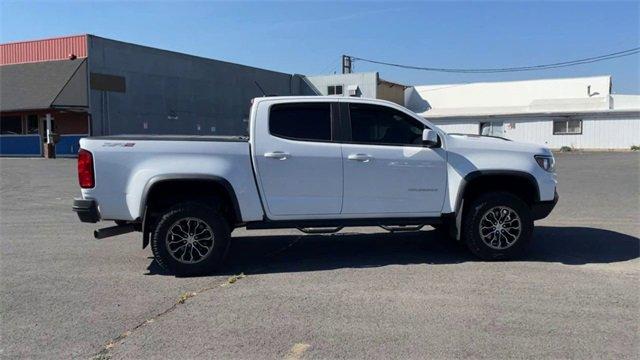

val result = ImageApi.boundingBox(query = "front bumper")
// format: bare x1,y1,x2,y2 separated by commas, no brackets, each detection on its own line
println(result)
531,191,559,220
72,198,100,223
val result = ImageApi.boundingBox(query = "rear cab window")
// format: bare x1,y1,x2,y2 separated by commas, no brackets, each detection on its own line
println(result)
269,103,332,141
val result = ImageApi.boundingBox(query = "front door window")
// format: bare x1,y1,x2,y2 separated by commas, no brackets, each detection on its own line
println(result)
349,103,425,146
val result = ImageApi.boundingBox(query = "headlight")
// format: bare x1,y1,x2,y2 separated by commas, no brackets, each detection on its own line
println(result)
535,155,556,172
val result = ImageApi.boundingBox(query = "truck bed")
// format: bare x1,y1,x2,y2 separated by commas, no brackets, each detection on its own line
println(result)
78,135,263,222
88,135,249,142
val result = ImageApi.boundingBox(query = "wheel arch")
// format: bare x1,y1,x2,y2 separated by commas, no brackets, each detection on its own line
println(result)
141,174,242,221
447,170,540,241
456,170,540,212
140,174,242,248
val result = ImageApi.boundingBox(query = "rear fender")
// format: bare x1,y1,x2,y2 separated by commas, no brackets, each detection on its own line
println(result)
139,174,242,221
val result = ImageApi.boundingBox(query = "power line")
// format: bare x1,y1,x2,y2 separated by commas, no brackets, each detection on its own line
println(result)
350,48,640,73
348,47,640,74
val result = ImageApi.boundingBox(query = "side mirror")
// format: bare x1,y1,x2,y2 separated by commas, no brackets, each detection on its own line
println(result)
422,129,438,147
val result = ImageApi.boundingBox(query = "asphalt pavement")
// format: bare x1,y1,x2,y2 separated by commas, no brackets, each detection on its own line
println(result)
0,152,638,359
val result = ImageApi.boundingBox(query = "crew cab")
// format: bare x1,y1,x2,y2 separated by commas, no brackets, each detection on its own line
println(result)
73,96,558,275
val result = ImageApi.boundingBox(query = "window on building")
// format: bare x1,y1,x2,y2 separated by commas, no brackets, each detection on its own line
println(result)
0,115,23,135
26,115,39,134
553,119,582,135
269,103,332,141
349,103,425,146
327,85,343,95
479,121,504,137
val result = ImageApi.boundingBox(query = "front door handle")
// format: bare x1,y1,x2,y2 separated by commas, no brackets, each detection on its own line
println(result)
264,151,290,160
347,153,372,162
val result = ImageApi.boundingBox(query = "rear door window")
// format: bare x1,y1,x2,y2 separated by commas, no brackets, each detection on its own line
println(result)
269,103,332,141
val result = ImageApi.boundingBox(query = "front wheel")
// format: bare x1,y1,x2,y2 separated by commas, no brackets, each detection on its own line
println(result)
151,202,230,276
462,192,533,260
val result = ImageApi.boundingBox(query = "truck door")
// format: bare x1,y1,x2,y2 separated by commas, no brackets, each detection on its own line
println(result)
252,101,343,218
340,102,447,215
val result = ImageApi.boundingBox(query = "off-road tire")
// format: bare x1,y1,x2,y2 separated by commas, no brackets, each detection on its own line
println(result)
462,192,533,260
151,202,230,276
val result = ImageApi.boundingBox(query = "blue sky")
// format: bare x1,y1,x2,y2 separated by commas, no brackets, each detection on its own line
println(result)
2,1,639,93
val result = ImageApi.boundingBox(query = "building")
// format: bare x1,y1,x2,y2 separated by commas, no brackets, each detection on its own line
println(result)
305,72,407,105
0,55,89,156
301,72,639,149
405,76,640,150
2,34,637,155
0,34,315,156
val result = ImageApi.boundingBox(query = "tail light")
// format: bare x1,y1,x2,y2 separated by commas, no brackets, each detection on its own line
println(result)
78,149,95,188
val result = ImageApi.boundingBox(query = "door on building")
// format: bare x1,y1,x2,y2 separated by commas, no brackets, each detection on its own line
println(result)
26,115,39,135
479,121,504,137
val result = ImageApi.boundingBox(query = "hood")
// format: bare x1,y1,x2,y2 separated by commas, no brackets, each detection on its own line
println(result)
445,133,551,155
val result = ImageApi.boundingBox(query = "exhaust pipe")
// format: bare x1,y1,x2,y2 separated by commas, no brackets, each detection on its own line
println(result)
94,224,136,239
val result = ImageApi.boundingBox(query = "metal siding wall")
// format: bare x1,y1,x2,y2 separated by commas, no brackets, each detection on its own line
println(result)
502,116,640,149
0,135,42,156
431,120,479,134
305,73,378,98
585,117,640,148
55,135,85,156
88,36,296,136
431,116,640,149
377,83,405,105
0,35,88,65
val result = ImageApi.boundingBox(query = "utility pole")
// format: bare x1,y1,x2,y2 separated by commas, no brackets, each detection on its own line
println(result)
342,55,352,74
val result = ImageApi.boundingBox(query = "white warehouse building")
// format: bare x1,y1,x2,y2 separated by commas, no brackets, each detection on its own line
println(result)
404,75,640,150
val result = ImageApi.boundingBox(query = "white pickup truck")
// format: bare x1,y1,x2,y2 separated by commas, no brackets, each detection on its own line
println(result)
73,96,558,275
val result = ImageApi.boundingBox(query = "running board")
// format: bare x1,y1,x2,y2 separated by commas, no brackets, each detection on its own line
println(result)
246,217,441,230
297,227,344,234
380,225,424,232
94,224,136,239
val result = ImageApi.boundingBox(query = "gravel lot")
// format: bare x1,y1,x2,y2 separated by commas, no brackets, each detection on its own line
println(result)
1,152,638,359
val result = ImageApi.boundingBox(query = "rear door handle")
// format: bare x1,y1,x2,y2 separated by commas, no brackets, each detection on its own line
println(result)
347,153,372,162
264,151,289,160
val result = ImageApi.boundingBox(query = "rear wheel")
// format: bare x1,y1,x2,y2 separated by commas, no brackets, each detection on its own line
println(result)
462,192,533,260
151,202,230,276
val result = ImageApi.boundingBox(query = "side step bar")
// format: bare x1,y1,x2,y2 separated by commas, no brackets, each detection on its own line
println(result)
94,224,136,239
246,217,441,230
380,225,424,232
297,227,344,234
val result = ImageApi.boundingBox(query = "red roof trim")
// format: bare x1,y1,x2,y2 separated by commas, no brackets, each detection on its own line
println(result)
0,34,89,45
0,35,88,65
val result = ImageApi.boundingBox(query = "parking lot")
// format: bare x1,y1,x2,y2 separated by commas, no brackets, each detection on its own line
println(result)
0,152,638,359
